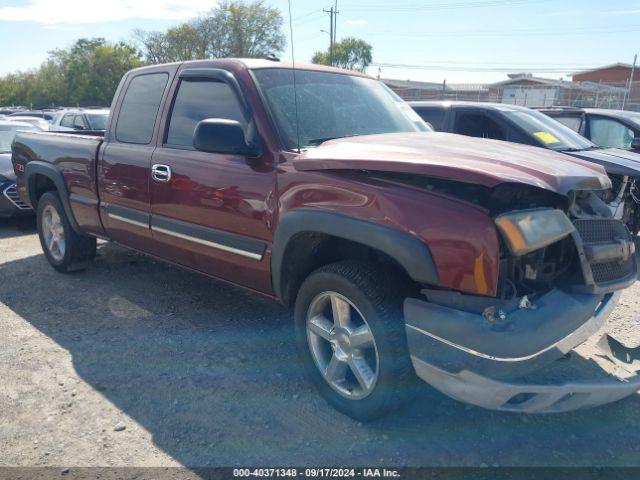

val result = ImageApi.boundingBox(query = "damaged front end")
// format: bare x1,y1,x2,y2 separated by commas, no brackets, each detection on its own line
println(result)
404,182,640,413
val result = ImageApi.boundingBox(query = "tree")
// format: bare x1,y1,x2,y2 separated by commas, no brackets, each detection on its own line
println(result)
0,38,143,108
312,37,373,72
136,0,286,63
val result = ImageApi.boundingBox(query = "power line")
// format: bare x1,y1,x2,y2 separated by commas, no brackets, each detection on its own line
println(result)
361,25,640,38
372,62,593,73
340,0,559,12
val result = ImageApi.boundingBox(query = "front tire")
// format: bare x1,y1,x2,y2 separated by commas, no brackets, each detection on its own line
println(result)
37,191,96,273
294,261,415,421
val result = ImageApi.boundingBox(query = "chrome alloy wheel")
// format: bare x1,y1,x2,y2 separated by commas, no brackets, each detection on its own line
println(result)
42,204,66,262
306,291,379,399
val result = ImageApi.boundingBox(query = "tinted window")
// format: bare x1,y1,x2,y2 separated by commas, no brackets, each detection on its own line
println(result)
60,114,75,128
589,116,635,149
553,115,583,133
413,107,446,130
454,112,506,141
116,73,168,144
74,115,87,129
166,79,246,148
86,113,108,130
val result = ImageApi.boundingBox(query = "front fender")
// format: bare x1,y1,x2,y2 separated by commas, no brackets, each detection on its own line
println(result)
271,209,440,301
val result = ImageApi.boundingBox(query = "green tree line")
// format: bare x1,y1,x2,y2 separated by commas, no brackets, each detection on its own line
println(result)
0,0,373,108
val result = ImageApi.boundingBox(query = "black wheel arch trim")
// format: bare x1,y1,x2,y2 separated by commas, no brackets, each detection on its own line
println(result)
271,209,440,301
25,161,81,233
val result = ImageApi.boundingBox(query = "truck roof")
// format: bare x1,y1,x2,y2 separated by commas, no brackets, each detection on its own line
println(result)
127,58,371,78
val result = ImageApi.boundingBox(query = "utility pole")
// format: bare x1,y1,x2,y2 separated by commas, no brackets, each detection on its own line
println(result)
622,53,637,111
323,3,339,66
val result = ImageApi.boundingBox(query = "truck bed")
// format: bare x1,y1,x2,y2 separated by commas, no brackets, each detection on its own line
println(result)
12,130,105,236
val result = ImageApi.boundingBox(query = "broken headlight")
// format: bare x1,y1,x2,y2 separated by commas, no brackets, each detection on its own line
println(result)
495,208,575,256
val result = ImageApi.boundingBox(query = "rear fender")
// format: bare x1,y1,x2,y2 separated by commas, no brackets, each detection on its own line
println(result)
25,161,81,233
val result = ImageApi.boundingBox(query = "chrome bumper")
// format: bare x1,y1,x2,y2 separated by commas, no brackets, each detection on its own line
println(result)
407,292,640,413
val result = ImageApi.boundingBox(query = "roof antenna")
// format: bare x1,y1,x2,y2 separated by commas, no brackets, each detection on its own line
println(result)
287,0,301,153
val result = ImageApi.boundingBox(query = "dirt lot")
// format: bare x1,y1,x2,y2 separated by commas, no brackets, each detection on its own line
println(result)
2,217,640,468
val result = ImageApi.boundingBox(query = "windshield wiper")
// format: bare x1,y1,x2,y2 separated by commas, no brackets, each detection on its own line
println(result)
306,134,362,146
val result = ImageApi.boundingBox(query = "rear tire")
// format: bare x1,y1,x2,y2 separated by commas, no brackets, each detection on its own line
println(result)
37,191,96,273
294,260,415,421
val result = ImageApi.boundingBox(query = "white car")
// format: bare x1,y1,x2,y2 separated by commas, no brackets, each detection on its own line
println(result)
7,116,50,131
49,109,109,132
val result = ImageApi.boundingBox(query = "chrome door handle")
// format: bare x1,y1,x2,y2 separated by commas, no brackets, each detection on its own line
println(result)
152,164,171,182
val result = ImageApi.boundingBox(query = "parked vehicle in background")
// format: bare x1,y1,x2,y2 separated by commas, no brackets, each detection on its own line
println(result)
538,107,640,153
49,109,110,132
7,110,55,121
0,121,40,217
7,116,50,131
11,60,640,419
410,101,640,235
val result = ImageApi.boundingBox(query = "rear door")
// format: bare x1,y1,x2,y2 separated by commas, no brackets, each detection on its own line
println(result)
99,67,175,252
148,68,275,293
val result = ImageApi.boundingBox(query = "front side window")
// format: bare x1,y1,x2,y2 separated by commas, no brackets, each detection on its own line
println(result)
553,115,583,133
502,109,594,151
166,78,246,148
413,107,446,130
116,72,169,144
252,68,429,149
588,116,635,149
454,112,506,140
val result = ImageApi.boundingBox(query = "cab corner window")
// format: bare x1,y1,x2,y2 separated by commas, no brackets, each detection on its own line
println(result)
165,78,246,149
115,72,169,144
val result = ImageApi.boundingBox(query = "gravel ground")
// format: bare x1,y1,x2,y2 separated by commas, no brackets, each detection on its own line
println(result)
2,217,640,468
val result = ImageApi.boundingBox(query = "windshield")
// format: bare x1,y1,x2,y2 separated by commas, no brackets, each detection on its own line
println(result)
0,124,38,153
86,113,108,130
252,68,430,149
503,108,595,151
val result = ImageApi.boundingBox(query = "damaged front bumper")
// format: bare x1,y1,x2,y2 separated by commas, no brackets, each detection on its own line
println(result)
405,291,640,413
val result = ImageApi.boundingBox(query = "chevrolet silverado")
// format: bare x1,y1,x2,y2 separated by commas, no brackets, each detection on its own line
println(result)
11,59,640,420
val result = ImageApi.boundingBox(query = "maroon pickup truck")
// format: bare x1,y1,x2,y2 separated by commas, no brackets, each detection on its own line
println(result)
11,59,640,420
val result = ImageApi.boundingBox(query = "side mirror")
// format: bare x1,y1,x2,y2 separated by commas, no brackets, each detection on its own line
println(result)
193,118,260,157
73,123,85,131
631,137,640,150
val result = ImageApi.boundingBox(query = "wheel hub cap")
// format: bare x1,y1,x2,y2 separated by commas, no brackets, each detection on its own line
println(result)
306,292,379,400
42,204,66,262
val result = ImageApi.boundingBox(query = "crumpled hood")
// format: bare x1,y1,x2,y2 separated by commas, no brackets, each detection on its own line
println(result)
0,153,15,182
566,148,640,177
295,132,611,195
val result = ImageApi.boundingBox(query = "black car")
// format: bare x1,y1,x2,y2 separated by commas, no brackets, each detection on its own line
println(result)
537,107,640,153
0,121,39,217
410,101,640,235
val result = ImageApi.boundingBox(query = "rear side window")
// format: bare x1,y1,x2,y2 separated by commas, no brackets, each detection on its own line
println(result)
116,73,169,144
165,78,246,148
60,114,75,128
413,107,446,130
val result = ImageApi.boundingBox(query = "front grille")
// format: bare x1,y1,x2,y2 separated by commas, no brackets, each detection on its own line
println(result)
574,218,636,285
3,184,31,210
573,219,629,243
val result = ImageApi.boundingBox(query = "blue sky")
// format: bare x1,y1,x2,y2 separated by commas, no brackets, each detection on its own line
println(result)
0,0,639,84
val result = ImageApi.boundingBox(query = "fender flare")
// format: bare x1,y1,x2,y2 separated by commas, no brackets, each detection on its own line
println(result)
271,209,440,301
25,161,81,233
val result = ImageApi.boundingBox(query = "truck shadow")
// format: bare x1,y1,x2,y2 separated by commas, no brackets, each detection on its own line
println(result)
0,216,36,239
1,243,640,467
